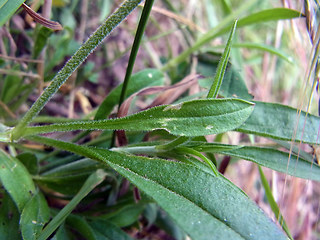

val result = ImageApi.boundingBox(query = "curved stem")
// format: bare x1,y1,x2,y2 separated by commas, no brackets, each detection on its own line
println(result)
156,136,189,151
177,147,219,176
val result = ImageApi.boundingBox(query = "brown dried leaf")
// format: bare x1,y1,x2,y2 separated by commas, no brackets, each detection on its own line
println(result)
22,3,63,31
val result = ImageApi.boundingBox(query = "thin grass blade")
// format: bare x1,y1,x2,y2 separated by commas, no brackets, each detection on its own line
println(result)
207,20,237,98
38,170,107,240
258,166,293,240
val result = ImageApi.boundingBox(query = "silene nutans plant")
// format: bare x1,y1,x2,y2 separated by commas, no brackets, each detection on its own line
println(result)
0,0,320,239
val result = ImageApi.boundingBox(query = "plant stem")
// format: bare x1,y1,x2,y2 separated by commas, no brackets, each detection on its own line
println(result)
112,0,155,147
117,0,155,109
156,136,189,151
11,0,143,141
178,147,219,176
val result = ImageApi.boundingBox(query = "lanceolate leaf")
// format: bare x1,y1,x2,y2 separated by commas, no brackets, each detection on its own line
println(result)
22,99,254,137
220,146,320,182
236,8,304,28
237,101,320,144
198,62,253,100
29,136,288,240
0,149,36,212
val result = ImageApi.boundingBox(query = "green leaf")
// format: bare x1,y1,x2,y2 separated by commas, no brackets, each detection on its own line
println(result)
207,20,237,98
198,59,253,100
0,0,25,27
187,142,242,152
220,146,320,181
95,68,165,120
234,43,293,63
38,169,107,240
23,99,254,137
11,0,144,140
36,158,104,195
236,8,304,27
0,149,36,212
0,0,8,9
20,192,50,240
41,158,103,178
89,220,134,240
30,137,289,240
0,193,21,240
204,42,294,64
258,167,293,240
237,101,320,144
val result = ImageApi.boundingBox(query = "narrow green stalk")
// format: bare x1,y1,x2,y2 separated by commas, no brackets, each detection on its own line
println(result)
156,136,189,151
111,0,155,147
117,0,155,108
258,166,293,240
11,0,143,141
178,147,219,176
207,20,237,98
38,170,107,240
112,145,156,155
